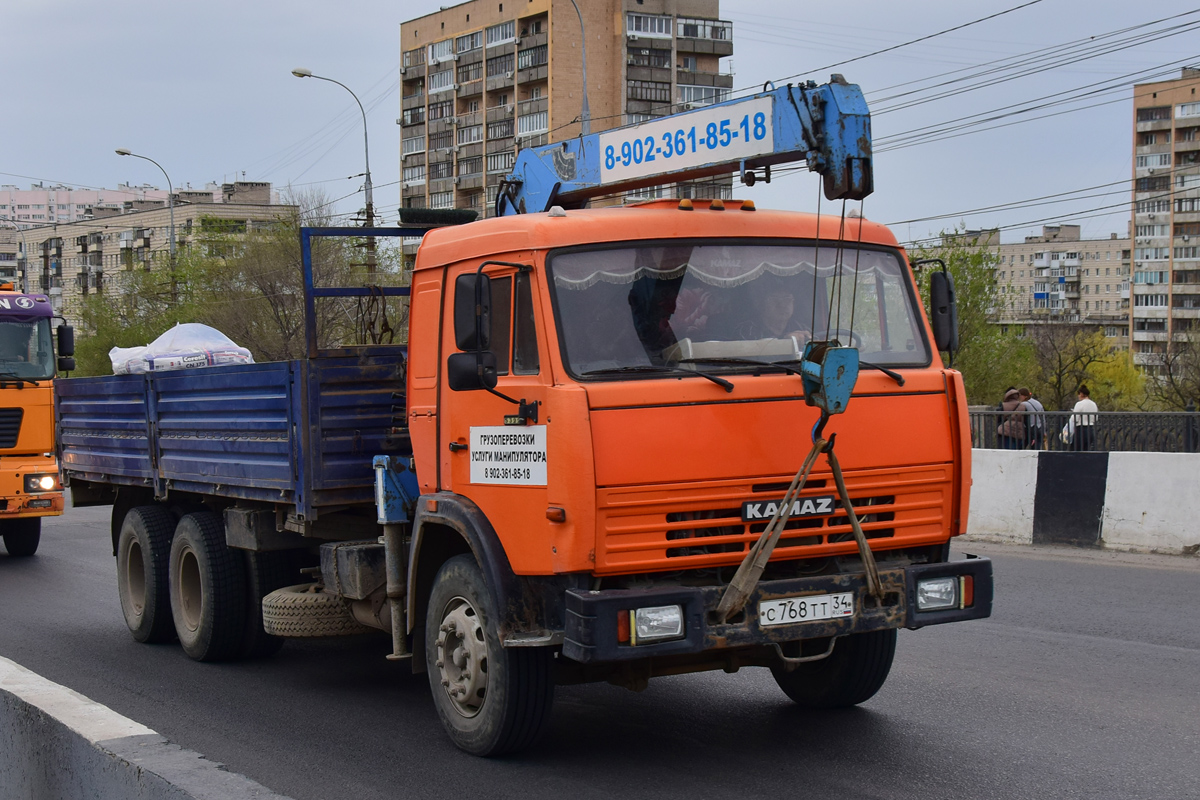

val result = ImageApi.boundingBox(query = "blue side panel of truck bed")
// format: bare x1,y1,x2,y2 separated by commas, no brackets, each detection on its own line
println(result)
150,362,298,503
56,350,406,516
57,375,154,484
302,357,406,511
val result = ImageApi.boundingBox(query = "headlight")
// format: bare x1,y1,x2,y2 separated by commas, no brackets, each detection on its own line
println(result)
631,604,684,644
24,473,59,493
916,577,959,611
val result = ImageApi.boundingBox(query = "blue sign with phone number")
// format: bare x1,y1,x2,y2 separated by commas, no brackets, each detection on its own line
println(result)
598,96,775,183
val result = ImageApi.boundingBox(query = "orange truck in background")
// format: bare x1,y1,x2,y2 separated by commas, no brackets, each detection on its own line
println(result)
0,284,74,557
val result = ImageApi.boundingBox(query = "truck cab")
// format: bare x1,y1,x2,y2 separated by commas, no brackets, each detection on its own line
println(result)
0,284,72,557
401,199,988,752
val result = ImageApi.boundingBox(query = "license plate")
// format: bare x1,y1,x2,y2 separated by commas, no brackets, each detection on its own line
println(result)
758,592,854,626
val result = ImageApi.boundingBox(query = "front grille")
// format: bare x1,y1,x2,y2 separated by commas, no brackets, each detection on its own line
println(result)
0,408,23,448
596,466,950,574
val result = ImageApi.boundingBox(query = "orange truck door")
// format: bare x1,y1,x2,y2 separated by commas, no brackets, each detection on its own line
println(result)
441,264,553,575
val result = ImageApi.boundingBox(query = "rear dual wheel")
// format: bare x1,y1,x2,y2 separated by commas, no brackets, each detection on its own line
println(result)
169,512,248,662
116,506,176,642
116,504,302,660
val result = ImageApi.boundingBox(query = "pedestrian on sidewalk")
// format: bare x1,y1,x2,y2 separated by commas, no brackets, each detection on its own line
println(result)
997,388,1026,450
1018,387,1045,450
1062,385,1098,451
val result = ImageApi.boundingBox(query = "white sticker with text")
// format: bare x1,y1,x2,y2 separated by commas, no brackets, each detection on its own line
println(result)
469,425,547,486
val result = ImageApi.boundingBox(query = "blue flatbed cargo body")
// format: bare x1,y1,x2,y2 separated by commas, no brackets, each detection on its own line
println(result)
55,350,407,518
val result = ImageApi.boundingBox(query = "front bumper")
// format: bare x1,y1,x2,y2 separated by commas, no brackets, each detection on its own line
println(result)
563,556,992,663
0,458,64,518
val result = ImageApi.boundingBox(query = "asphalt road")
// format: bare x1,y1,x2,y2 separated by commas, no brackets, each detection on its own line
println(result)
2,506,1198,800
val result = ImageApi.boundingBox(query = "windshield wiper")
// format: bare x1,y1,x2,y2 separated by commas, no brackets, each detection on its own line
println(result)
581,365,734,393
859,362,905,386
700,356,904,387
675,357,804,377
0,373,40,386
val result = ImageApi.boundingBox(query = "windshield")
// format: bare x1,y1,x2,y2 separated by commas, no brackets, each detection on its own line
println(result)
0,318,55,380
549,241,930,378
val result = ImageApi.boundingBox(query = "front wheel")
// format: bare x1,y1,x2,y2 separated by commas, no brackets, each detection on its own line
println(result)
425,555,554,756
771,628,897,708
1,517,41,557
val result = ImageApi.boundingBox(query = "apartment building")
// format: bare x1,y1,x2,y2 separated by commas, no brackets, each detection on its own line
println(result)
990,224,1132,348
398,0,733,220
1130,67,1200,372
0,182,254,231
8,183,287,322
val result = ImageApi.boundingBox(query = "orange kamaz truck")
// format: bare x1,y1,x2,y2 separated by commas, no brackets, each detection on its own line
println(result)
0,283,73,557
57,79,991,755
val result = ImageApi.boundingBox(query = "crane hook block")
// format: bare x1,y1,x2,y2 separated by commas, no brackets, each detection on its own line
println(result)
800,341,860,416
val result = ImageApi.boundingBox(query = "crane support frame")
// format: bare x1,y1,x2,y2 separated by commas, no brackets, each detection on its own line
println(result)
496,75,872,216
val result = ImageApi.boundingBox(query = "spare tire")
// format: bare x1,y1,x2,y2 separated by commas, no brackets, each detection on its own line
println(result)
262,583,374,638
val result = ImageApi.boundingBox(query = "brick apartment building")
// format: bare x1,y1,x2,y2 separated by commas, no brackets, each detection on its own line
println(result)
1130,67,1200,372
398,0,733,220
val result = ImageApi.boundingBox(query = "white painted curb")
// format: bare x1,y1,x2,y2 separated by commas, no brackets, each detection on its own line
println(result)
964,449,1037,545
0,655,291,800
1103,452,1200,555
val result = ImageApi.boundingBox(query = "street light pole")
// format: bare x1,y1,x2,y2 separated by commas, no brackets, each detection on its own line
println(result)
292,67,375,272
567,0,591,136
116,148,176,301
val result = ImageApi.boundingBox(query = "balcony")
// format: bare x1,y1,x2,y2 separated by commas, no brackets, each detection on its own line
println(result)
517,97,547,117
458,80,482,98
675,20,734,57
1133,352,1167,366
1135,119,1172,133
1032,256,1050,268
402,92,425,110
486,104,514,123
628,66,671,84
517,64,547,84
486,74,513,93
676,69,734,89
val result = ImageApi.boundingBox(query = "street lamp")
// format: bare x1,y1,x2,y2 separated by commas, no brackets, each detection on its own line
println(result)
566,0,591,135
291,67,375,237
115,148,175,264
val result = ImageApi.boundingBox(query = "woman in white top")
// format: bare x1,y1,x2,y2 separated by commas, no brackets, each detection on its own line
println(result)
1066,384,1099,451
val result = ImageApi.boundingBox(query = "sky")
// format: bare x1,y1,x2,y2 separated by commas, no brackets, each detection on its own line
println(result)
2,0,1196,245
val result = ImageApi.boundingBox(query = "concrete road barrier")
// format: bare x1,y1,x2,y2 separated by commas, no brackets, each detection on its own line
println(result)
0,656,291,800
965,449,1200,555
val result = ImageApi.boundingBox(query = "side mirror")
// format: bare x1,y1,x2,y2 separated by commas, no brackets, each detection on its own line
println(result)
447,351,498,392
57,356,76,374
929,270,959,354
57,324,75,357
454,273,492,352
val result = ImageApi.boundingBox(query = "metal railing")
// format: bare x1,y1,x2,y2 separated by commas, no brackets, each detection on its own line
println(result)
968,410,1200,452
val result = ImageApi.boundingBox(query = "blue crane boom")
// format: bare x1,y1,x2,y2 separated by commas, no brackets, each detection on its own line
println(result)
495,75,872,216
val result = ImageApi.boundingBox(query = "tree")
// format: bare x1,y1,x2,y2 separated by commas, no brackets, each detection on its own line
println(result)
1149,331,1200,411
1023,324,1146,410
909,229,1036,405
